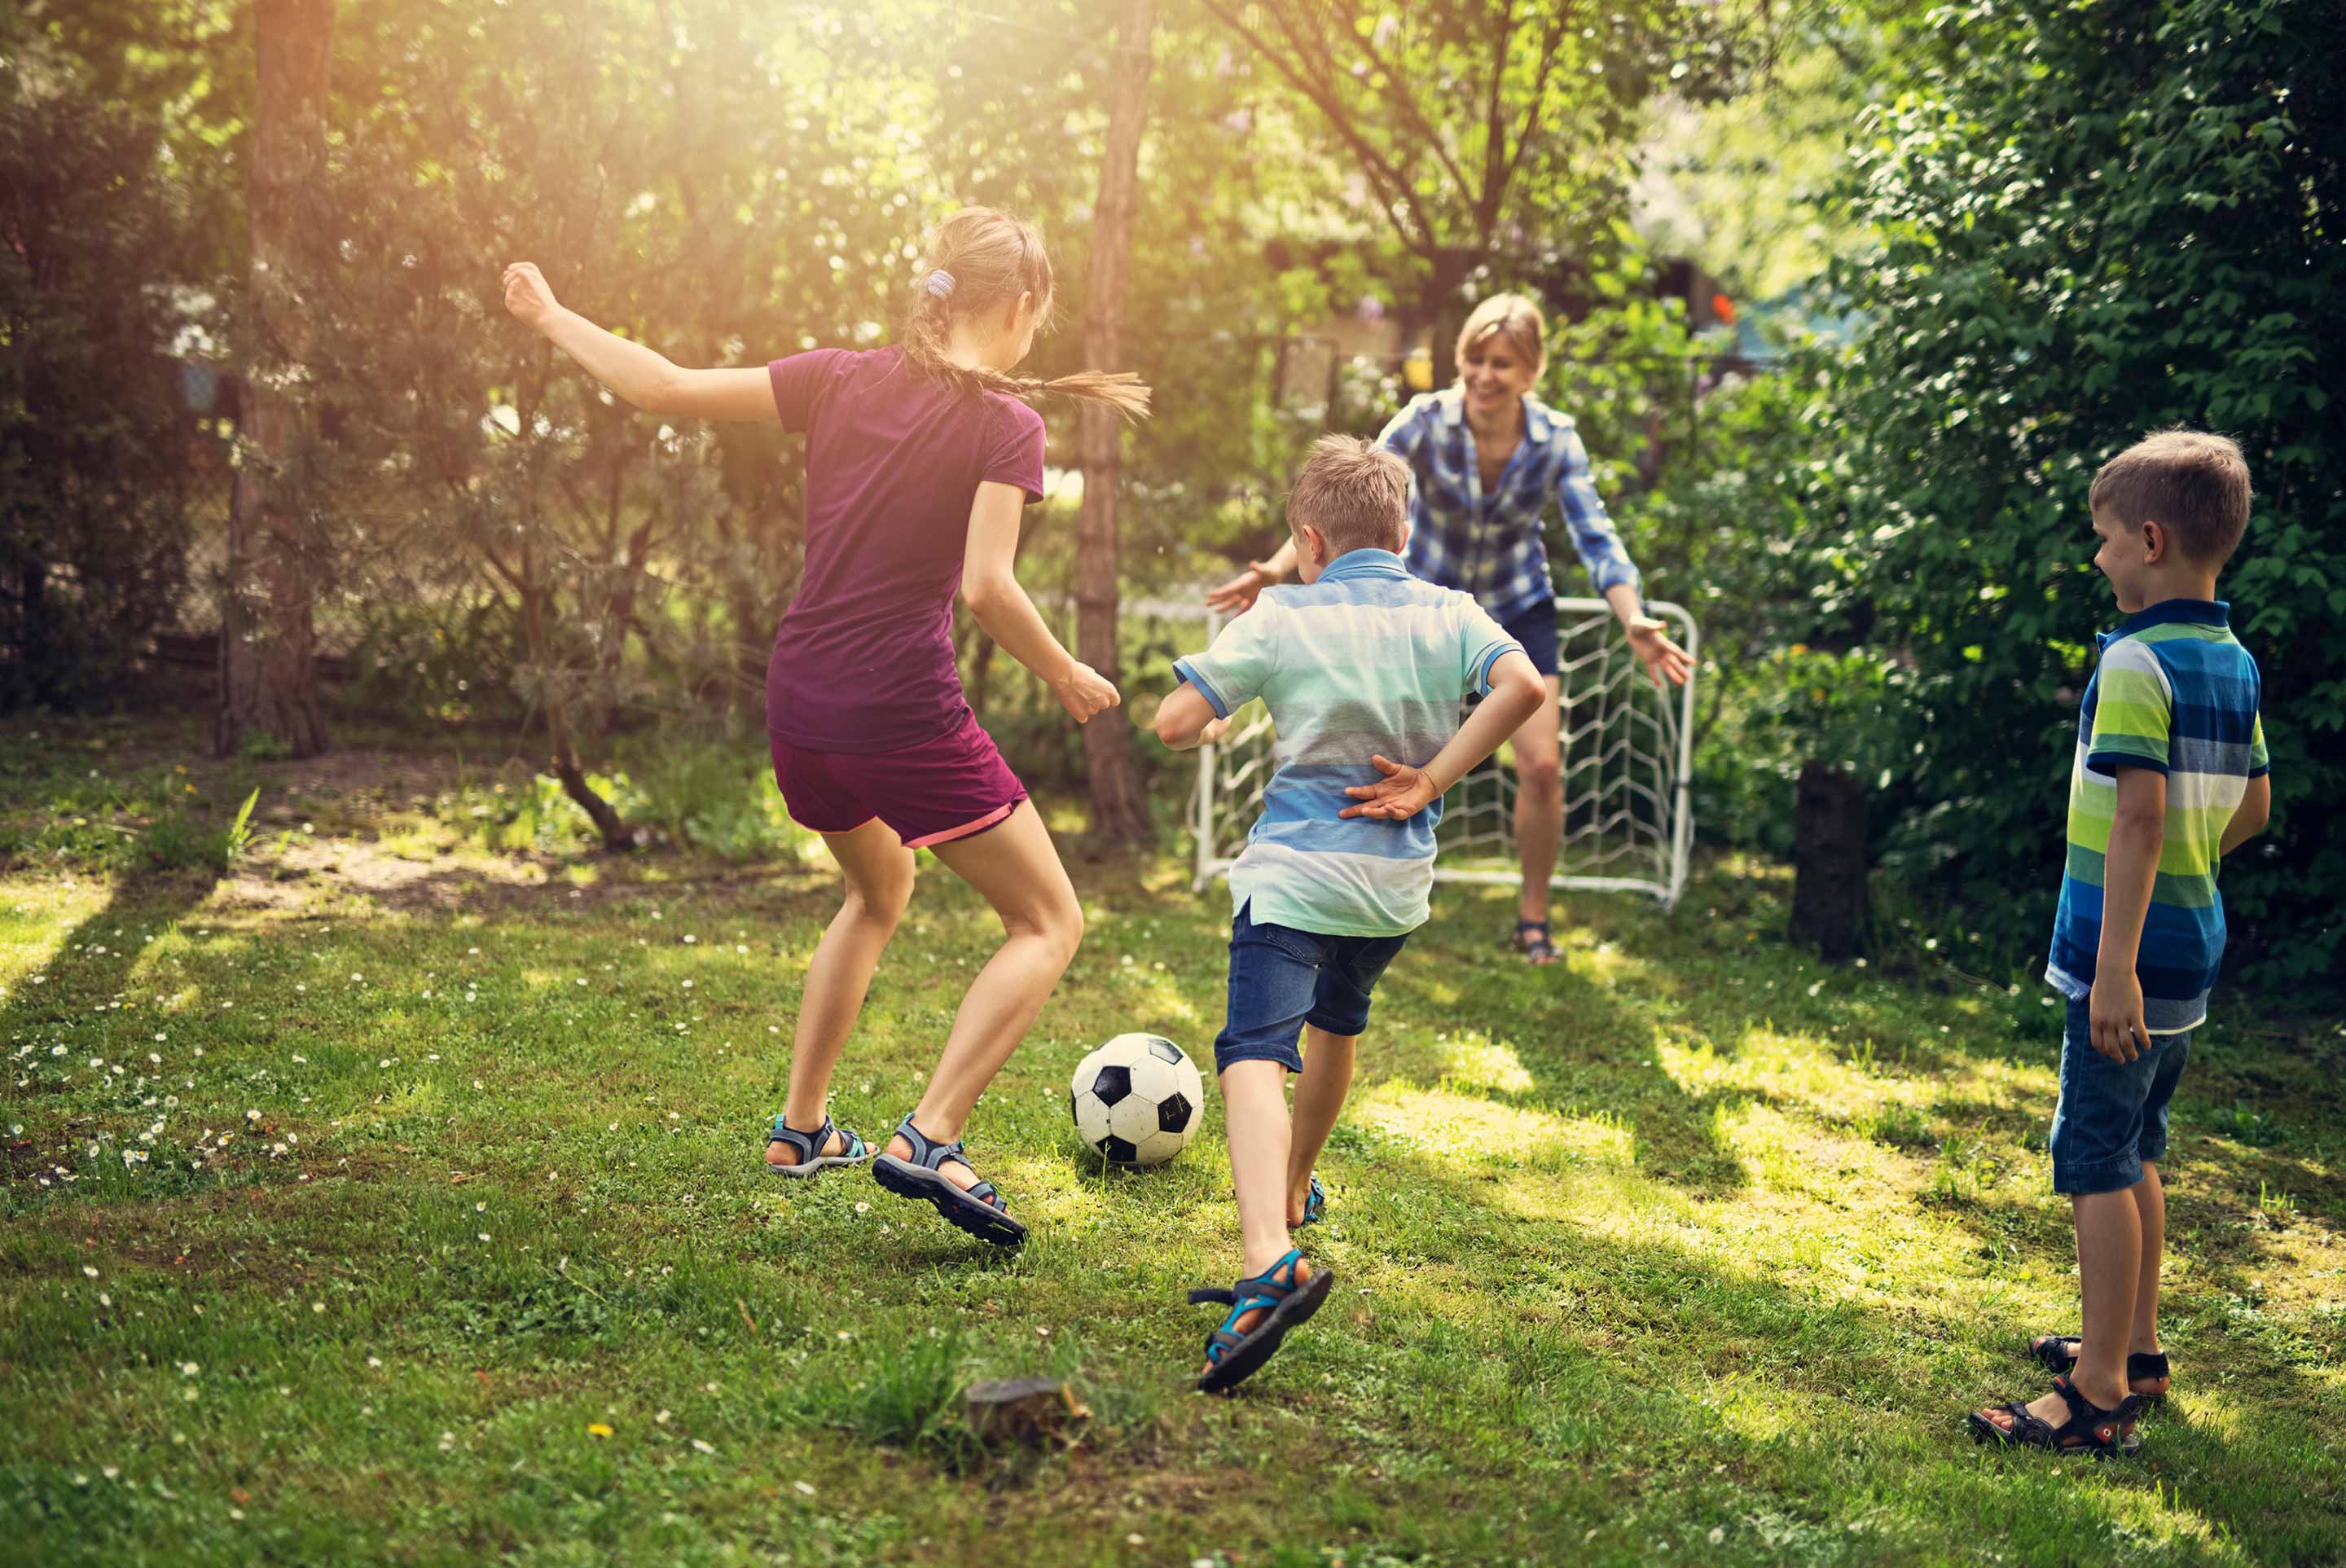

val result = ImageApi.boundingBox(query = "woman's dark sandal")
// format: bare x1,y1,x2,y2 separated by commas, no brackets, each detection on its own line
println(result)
1190,1250,1333,1395
1512,920,1559,965
870,1114,1026,1248
765,1114,869,1179
1966,1375,2145,1458
2027,1335,2172,1399
1295,1171,1326,1228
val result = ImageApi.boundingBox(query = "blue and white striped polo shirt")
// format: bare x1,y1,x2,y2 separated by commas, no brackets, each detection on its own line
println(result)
1174,549,1522,938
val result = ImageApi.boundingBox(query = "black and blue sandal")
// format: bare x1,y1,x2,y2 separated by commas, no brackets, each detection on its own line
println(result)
1512,920,1559,965
1966,1374,2144,1458
1190,1250,1333,1394
870,1114,1026,1248
765,1114,870,1179
1295,1171,1326,1228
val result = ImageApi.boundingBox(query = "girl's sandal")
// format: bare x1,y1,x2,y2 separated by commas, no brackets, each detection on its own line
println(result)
870,1114,1026,1249
1512,920,1559,965
1966,1374,2144,1458
2027,1334,2172,1400
765,1114,870,1179
1295,1171,1326,1229
1190,1250,1333,1395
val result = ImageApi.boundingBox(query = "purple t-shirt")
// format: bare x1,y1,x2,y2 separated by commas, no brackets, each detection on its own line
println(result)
763,348,1046,753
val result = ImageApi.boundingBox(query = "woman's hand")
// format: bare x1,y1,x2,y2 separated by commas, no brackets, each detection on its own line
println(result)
1204,562,1274,614
502,262,562,334
1623,616,1694,687
1052,662,1122,725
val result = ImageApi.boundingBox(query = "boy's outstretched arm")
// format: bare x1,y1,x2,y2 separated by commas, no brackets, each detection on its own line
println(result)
502,262,775,422
2220,773,2270,856
1339,650,1544,820
1153,683,1230,751
2089,764,2167,1063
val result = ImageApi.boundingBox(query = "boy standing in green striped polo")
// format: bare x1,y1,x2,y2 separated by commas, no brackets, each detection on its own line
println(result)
1970,430,2273,1458
1154,436,1546,1392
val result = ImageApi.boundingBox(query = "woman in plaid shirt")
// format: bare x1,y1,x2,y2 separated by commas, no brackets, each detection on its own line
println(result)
1208,296,1691,964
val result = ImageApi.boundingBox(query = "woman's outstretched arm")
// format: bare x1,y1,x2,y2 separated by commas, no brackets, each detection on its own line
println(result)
502,262,776,423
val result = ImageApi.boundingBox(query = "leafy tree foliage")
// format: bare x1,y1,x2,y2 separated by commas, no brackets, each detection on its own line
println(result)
0,59,203,708
1835,0,2343,984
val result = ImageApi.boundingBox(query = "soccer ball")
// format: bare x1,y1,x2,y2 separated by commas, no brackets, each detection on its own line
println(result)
1069,1033,1205,1166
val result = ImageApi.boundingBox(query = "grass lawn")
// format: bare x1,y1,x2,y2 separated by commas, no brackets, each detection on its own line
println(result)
3,712,2341,1566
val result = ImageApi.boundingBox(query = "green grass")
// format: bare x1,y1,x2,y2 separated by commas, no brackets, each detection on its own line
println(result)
2,712,2341,1566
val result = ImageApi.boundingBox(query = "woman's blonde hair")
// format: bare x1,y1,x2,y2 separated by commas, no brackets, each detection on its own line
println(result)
1453,293,1547,376
901,208,1150,420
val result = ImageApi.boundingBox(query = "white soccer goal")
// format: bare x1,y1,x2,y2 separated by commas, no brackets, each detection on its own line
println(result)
1190,598,1698,908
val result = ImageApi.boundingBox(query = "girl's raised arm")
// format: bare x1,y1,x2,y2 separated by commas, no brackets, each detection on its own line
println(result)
502,262,776,423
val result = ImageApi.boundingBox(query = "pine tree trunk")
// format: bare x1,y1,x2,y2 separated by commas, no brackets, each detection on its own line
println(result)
1074,0,1156,843
218,0,332,759
1790,760,1869,960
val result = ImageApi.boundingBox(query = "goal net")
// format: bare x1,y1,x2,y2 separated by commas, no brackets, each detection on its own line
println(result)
1190,598,1698,908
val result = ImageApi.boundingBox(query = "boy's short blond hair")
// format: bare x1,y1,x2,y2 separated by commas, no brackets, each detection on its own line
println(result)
2090,428,2252,567
1287,435,1410,557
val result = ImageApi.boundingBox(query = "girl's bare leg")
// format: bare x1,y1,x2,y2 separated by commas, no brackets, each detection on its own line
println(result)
886,801,1083,1188
769,817,916,1166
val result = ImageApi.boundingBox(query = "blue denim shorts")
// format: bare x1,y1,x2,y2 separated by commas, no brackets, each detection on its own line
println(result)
2049,997,2193,1196
1498,600,1561,679
1212,901,1410,1074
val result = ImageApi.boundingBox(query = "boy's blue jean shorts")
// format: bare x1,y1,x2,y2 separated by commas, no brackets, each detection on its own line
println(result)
2049,996,2193,1196
1212,901,1409,1074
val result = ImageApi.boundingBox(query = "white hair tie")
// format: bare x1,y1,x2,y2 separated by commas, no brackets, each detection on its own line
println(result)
922,269,956,299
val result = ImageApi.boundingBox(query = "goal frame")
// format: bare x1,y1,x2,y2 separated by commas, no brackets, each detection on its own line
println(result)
1190,598,1698,909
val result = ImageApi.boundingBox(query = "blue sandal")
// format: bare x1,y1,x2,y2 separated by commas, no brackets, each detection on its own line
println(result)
870,1114,1026,1248
1190,1249,1333,1394
1296,1171,1326,1228
765,1113,869,1179
1513,920,1559,964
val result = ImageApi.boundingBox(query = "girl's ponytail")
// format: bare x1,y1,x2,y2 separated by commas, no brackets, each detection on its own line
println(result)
898,208,1152,421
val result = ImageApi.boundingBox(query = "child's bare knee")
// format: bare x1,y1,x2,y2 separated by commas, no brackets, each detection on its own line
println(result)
1518,753,1562,794
848,875,912,929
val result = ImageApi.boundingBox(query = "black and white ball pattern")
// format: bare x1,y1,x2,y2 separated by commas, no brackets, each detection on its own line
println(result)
1069,1033,1205,1166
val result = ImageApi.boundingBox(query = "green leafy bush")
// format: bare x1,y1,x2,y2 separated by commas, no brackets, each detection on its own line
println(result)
1833,0,2345,989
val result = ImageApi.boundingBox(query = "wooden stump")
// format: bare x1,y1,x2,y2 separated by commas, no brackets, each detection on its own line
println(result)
963,1378,1091,1446
1790,760,1869,961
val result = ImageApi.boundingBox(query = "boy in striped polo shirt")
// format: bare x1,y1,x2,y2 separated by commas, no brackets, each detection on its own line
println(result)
1971,429,2273,1457
1155,436,1545,1391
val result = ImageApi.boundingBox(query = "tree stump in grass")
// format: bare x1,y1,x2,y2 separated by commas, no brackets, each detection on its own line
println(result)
1790,761,1868,960
963,1378,1091,1445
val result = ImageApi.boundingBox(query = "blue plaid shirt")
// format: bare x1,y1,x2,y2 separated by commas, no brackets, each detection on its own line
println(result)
1377,388,1642,624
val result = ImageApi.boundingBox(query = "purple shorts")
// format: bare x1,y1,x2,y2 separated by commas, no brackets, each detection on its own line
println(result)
769,711,1028,849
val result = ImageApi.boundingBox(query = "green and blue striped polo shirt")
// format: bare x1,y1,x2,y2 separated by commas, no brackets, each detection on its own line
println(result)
2047,599,2269,1034
1175,548,1522,938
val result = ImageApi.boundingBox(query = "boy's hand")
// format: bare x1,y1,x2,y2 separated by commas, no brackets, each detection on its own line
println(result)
2088,972,2147,1063
1338,754,1439,821
501,261,562,332
1199,716,1231,745
1623,616,1693,687
1052,662,1121,725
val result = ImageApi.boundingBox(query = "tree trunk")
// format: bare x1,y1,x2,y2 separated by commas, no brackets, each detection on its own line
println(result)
218,0,332,759
517,563,632,854
1073,0,1156,844
1790,760,1869,960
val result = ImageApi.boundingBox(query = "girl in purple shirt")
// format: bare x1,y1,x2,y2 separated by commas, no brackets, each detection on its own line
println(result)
503,208,1148,1247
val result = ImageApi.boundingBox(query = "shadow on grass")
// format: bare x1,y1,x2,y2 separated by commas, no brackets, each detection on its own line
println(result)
1347,1117,2346,1566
